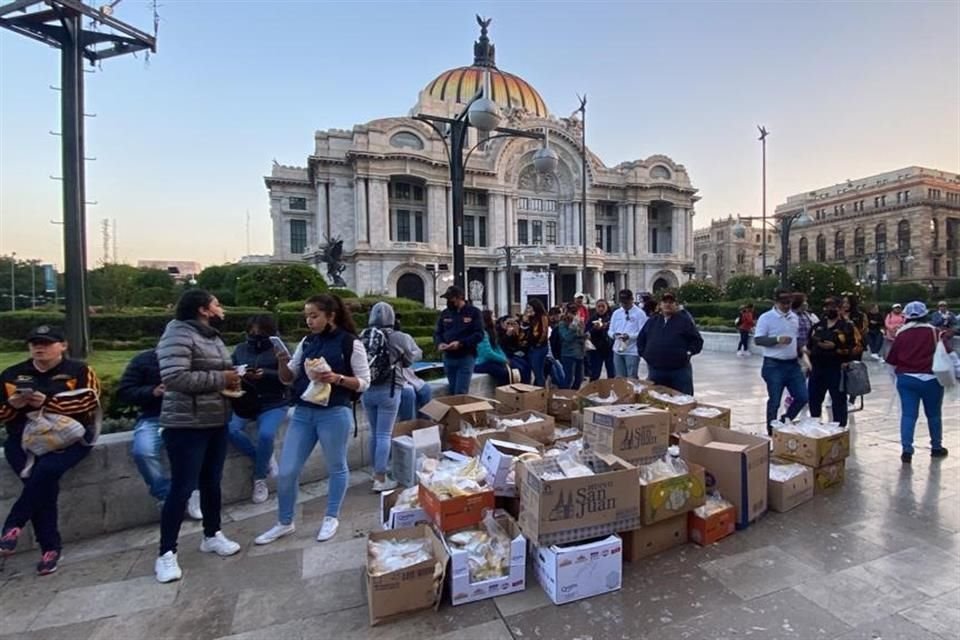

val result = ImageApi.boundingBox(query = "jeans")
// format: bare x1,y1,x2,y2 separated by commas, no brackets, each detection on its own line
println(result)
613,353,640,379
647,364,694,395
3,434,89,552
398,383,432,422
867,331,884,356
587,348,615,381
277,404,352,524
896,374,944,455
808,364,847,427
561,357,584,390
131,417,170,501
761,358,809,429
228,406,287,480
160,427,227,555
509,356,532,384
737,331,751,352
443,354,476,395
474,361,510,386
362,384,402,476
528,344,549,386
547,357,567,389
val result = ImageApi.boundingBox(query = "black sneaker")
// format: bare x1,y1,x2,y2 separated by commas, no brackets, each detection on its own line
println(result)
901,452,913,464
0,527,21,556
37,550,60,576
931,448,949,459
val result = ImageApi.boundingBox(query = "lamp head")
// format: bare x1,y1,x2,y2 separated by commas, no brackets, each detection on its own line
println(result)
533,145,559,174
468,97,501,132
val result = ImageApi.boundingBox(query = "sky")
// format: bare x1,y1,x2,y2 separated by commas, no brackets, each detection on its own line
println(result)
1,0,958,270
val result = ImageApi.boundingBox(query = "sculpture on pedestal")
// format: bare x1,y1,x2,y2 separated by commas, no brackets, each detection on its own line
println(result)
318,235,347,287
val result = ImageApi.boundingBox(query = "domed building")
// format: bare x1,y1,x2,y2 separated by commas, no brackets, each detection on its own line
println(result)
265,18,698,311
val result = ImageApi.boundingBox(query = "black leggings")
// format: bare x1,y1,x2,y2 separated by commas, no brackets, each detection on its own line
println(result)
737,330,751,352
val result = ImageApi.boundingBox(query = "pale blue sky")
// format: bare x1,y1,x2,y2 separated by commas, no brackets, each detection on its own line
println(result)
1,0,958,268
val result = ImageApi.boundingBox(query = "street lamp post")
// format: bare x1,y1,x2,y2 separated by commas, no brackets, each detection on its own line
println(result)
425,263,452,309
867,251,913,300
733,209,813,288
576,94,588,297
497,245,543,315
758,126,769,275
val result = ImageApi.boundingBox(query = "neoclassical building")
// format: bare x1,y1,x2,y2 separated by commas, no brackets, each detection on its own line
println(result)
693,216,776,286
265,21,698,312
774,167,960,292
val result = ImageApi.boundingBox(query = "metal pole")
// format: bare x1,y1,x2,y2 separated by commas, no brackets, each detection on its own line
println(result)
580,97,588,297
780,217,791,289
8,252,14,311
60,12,90,357
759,126,769,275
876,253,882,300
505,247,513,316
450,120,468,292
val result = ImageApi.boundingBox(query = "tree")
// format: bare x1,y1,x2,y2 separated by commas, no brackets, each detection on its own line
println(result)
88,264,141,309
235,264,328,309
725,274,779,301
788,263,859,309
677,280,722,303
134,268,175,291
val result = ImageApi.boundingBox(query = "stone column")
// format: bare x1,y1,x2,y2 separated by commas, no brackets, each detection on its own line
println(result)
636,204,648,256
490,192,505,249
672,206,684,256
497,268,508,317
355,177,368,246
505,196,515,245
485,269,495,311
576,269,584,297
592,270,602,301
427,184,446,249
368,179,389,248
329,178,356,251
315,182,327,245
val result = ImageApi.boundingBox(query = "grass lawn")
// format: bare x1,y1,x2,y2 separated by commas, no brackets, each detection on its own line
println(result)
0,350,140,380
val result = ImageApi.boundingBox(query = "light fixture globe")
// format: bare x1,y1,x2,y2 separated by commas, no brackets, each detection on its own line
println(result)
467,97,501,133
793,211,814,228
732,222,746,239
533,145,559,174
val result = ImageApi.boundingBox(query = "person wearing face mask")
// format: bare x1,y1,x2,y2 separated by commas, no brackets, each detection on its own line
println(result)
806,297,856,428
755,287,809,433
153,289,244,583
434,286,484,395
227,314,289,504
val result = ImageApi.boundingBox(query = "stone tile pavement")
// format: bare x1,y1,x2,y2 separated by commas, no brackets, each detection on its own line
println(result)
0,353,957,640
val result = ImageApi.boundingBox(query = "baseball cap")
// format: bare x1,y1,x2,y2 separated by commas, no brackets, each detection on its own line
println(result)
618,288,634,301
440,285,464,300
903,301,928,320
574,292,585,299
26,325,65,344
892,303,902,309
660,291,677,302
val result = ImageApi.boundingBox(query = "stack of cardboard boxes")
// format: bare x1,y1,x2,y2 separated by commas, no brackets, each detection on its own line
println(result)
771,423,850,494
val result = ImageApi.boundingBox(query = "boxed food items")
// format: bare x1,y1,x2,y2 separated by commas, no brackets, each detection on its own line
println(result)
479,433,544,496
491,410,556,445
391,423,442,487
813,459,845,493
418,456,495,532
772,419,850,468
445,511,526,606
381,486,429,530
548,390,579,423
450,411,555,456
495,384,548,414
583,404,670,464
643,385,697,431
532,534,623,605
366,525,448,626
679,426,769,528
577,379,636,408
421,395,496,433
626,378,654,403
768,459,815,513
620,514,688,562
682,404,732,432
517,450,641,547
688,495,736,546
638,457,706,525
552,424,582,444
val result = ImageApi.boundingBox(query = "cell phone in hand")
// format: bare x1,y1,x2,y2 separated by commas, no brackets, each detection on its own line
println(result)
269,336,291,357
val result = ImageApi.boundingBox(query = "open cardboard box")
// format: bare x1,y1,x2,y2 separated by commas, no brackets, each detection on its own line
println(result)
768,458,815,513
495,383,548,414
380,488,429,530
480,432,544,496
577,379,636,408
444,512,526,606
682,403,732,432
583,404,670,464
638,461,706,525
391,424,442,488
547,389,579,423
772,427,850,468
421,395,496,434
419,482,495,533
621,514,688,562
366,525,448,626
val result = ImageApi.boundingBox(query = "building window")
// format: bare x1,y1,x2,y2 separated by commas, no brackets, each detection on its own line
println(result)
855,263,863,280
596,224,604,250
928,188,942,200
799,237,809,263
517,197,529,210
289,219,307,254
478,216,487,247
737,250,746,265
464,215,476,247
389,132,424,150
395,210,410,241
606,226,615,253
899,258,909,278
465,190,488,207
816,234,826,262
289,197,307,211
390,179,426,242
835,231,845,260
875,224,886,252
701,253,709,273
532,220,543,245
545,221,557,244
903,190,909,202
854,227,865,256
932,219,939,250
897,219,910,252
932,256,940,276
517,219,529,245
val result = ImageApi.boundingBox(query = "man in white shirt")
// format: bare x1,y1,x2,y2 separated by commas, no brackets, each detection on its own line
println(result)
607,289,648,379
755,288,809,433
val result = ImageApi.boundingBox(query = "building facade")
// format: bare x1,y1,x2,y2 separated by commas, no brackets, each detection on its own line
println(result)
774,167,960,293
264,21,698,312
693,215,776,285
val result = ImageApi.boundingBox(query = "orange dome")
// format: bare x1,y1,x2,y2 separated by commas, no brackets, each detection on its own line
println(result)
425,66,548,118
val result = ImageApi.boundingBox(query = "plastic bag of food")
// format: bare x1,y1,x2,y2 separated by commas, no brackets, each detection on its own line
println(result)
769,461,809,482
639,454,688,484
689,406,722,419
649,390,695,405
693,493,734,518
368,536,434,576
418,456,488,497
586,391,621,405
300,357,332,406
775,417,845,437
393,485,420,510
446,511,511,583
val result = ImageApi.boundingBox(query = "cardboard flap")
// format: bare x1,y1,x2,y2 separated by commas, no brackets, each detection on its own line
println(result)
412,425,441,450
393,419,440,439
705,441,749,453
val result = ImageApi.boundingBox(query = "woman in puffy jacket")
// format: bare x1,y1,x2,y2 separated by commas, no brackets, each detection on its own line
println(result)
475,310,512,385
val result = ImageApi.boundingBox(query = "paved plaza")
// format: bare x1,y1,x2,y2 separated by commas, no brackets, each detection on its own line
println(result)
0,352,957,640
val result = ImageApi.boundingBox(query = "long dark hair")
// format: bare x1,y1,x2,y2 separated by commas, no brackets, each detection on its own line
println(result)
530,298,546,319
482,309,499,348
247,313,277,336
305,293,357,336
175,289,214,321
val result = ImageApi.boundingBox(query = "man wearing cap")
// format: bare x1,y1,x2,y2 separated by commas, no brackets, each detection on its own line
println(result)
607,289,648,379
434,285,484,395
931,301,958,333
0,326,101,576
754,288,809,433
636,291,703,395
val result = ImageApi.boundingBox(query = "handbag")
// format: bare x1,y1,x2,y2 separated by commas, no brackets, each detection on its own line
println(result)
20,409,87,478
841,361,871,396
584,337,596,352
230,379,262,419
931,328,957,388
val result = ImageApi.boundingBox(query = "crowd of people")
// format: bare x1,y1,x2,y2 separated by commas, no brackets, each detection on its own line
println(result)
0,285,953,581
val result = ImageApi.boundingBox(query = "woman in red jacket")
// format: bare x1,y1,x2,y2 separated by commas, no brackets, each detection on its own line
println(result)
885,301,950,464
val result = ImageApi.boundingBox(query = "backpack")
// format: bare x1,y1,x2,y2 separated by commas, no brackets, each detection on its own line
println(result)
360,327,396,388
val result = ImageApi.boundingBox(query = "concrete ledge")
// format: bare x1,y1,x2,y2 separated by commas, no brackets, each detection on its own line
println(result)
700,330,762,355
1,374,496,553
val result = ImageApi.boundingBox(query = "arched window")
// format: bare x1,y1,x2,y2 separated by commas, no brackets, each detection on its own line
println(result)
389,132,424,150
701,253,709,273
799,237,809,263
854,227,865,257
875,223,887,252
932,219,939,250
737,250,746,266
897,219,910,252
650,165,671,180
396,273,425,304
816,234,826,262
835,231,845,260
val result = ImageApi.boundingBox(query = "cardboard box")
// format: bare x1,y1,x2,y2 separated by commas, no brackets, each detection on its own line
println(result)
551,423,583,445
625,378,654,403
421,395,496,433
643,385,697,432
583,404,671,464
548,390,579,422
577,379,636,408
489,410,556,445
391,425,442,488
679,426,770,529
449,413,550,457
495,384,548,414
518,452,642,547
495,495,520,520
688,503,736,546
419,483,496,533
620,514,688,562
533,534,623,605
366,525,448,626
639,462,706,525
772,428,850,469
445,513,527,606
380,489,429,530
682,404,732,432
480,434,543,496
768,459,815,513
813,459,845,493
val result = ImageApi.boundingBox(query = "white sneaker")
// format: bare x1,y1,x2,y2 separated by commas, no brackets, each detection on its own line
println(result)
155,551,182,583
255,523,295,545
199,531,241,556
268,455,279,479
187,491,203,520
372,478,398,493
252,479,269,504
316,516,339,542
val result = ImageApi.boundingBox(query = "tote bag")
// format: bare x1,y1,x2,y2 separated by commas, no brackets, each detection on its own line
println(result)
931,328,957,388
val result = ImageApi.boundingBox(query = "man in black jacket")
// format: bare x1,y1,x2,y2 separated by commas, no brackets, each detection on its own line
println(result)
434,286,484,395
636,291,704,395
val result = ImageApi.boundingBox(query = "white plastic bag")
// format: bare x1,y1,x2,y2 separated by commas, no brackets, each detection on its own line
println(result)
931,328,956,388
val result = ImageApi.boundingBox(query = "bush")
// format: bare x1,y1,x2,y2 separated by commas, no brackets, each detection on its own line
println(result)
235,264,328,310
882,283,930,304
724,275,779,301
678,280,722,303
788,264,860,309
683,301,757,319
329,287,358,298
132,286,177,307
